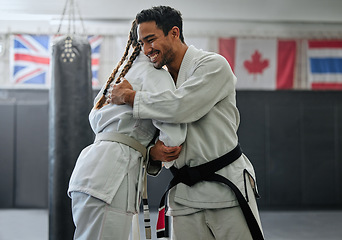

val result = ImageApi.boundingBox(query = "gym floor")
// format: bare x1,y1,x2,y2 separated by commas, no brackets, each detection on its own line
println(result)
0,209,342,240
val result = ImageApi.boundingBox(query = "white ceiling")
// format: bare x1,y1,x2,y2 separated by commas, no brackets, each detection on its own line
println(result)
1,0,342,36
1,0,342,22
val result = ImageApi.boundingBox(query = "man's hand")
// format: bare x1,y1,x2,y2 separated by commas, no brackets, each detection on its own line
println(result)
150,140,182,162
107,79,136,107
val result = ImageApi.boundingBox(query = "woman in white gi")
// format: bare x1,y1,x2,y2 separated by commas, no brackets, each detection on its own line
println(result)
67,20,186,240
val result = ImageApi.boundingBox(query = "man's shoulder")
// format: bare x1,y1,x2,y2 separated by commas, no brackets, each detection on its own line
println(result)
190,46,228,66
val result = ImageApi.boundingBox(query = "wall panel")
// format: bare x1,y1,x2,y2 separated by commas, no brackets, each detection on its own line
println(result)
237,94,268,206
14,101,49,208
1,89,342,210
0,101,15,207
268,104,301,207
301,105,336,206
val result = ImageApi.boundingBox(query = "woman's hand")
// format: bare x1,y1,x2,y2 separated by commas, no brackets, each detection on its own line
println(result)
150,140,182,162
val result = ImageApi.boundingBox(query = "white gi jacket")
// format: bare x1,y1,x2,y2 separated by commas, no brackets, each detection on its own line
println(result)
68,54,186,212
133,45,258,216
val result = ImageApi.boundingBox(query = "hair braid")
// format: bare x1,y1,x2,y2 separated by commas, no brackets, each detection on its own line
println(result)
94,20,138,110
116,44,141,82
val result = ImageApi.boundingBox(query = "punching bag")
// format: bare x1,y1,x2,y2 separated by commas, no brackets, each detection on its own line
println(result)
49,35,94,240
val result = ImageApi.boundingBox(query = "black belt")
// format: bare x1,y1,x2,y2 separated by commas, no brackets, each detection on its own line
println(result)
156,144,264,240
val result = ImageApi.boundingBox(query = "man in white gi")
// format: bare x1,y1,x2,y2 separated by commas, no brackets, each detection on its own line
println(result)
109,6,264,240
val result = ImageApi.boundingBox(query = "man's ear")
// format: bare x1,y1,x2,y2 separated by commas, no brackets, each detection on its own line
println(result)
170,26,180,39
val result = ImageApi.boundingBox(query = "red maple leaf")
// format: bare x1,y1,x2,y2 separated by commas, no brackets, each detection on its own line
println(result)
243,50,269,75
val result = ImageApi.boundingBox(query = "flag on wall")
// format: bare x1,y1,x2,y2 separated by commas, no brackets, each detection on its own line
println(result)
88,35,103,86
307,40,342,90
11,34,102,86
11,34,51,85
219,38,296,90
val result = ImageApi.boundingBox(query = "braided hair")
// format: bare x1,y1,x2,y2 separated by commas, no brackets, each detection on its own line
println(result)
94,20,141,109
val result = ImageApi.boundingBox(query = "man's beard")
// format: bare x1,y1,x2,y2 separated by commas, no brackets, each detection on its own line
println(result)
154,46,174,69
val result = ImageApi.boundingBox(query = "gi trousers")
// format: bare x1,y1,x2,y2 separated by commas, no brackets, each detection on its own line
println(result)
171,175,263,240
70,175,135,240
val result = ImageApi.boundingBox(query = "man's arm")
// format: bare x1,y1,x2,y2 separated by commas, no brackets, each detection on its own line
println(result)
115,68,186,169
108,79,185,162
110,54,235,124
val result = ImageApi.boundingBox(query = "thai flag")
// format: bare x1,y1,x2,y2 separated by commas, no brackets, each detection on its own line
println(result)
11,34,51,85
88,35,103,86
307,40,342,90
219,38,296,90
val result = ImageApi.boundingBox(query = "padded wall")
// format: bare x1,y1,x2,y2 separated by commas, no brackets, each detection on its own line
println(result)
1,89,342,210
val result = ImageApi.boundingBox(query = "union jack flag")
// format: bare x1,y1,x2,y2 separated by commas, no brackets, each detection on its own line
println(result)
11,34,51,85
11,34,102,86
88,35,103,86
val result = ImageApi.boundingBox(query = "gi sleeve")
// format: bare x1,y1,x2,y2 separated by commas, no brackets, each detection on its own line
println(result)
133,54,236,123
141,67,187,171
141,67,187,147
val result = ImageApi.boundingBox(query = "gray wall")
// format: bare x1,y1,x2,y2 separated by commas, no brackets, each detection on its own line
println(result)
0,90,49,208
1,89,342,210
237,91,342,209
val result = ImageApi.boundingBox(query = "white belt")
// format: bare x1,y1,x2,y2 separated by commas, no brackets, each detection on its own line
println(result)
95,131,147,159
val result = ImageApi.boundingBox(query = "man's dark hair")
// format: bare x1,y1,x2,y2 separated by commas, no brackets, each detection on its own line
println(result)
136,6,185,43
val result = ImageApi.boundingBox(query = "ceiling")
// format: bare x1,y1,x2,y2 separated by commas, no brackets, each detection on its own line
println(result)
1,0,342,22
1,0,342,36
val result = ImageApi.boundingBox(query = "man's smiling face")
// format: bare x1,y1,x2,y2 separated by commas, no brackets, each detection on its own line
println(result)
137,21,175,69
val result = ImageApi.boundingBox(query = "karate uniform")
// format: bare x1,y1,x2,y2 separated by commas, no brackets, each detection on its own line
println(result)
133,45,263,239
67,54,186,239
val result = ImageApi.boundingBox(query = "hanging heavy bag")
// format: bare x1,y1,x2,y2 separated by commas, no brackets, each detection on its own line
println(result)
48,34,93,240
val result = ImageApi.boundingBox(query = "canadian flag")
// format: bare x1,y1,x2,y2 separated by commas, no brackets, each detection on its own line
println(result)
219,38,296,90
